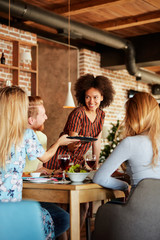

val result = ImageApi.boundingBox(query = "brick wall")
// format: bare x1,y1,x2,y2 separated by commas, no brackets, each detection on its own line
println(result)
79,49,151,146
0,24,37,95
0,24,151,146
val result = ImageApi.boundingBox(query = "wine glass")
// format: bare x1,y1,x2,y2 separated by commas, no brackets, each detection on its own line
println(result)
86,154,96,170
58,154,70,183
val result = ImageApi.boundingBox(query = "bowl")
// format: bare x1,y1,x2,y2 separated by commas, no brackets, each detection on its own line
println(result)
67,172,89,182
30,172,41,178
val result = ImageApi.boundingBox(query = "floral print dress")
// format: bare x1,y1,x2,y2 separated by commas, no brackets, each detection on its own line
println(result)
0,129,55,240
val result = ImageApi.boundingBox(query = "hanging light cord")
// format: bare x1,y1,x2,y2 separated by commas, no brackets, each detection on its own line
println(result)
9,0,10,28
8,0,11,86
68,0,70,83
63,0,75,108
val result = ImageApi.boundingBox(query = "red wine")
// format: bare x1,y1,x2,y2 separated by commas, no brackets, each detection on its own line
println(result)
58,158,70,170
87,160,96,168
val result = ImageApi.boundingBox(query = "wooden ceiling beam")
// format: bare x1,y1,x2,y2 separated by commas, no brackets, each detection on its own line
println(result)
24,21,57,34
92,10,160,31
54,0,130,16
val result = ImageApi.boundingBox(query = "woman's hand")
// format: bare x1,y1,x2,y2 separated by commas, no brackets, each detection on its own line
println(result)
66,131,82,152
36,167,53,175
37,167,63,175
67,142,81,152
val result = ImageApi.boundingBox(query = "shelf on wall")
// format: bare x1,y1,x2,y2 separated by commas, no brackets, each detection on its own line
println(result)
0,34,38,96
0,64,19,70
20,68,37,73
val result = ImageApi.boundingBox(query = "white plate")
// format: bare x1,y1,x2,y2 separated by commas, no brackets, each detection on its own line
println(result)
29,178,50,183
23,177,50,183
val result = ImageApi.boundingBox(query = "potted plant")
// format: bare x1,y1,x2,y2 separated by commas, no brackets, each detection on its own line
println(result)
99,120,121,163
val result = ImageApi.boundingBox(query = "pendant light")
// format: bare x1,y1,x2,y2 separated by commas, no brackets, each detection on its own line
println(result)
63,0,75,108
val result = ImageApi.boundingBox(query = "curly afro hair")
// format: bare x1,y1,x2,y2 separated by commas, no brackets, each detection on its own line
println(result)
74,74,115,108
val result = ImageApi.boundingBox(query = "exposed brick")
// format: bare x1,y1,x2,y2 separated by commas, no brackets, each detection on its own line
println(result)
0,24,37,94
79,49,150,145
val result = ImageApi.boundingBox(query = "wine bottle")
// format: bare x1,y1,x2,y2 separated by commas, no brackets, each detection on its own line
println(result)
1,51,5,64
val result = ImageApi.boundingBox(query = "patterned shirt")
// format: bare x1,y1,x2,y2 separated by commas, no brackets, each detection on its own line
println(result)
0,129,55,240
24,131,47,172
45,106,105,169
0,129,45,202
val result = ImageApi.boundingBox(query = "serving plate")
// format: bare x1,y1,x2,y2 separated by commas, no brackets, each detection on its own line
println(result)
23,177,61,183
67,136,98,142
23,177,50,183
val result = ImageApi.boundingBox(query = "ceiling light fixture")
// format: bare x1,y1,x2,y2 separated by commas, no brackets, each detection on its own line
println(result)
63,0,75,108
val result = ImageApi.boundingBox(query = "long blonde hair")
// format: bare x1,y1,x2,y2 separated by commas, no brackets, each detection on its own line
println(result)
0,86,28,168
123,92,160,166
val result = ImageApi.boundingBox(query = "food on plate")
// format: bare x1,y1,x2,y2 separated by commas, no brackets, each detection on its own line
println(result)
22,172,31,177
67,164,89,173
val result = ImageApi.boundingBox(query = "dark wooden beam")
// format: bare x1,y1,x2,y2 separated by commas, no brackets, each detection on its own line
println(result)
92,10,160,30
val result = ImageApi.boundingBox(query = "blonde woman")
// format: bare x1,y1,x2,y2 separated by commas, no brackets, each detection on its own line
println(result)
93,92,160,198
0,86,78,239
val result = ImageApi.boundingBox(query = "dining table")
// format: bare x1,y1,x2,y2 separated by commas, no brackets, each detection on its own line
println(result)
22,180,124,240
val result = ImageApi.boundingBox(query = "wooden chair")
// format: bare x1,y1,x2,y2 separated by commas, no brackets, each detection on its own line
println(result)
0,200,45,240
92,178,160,240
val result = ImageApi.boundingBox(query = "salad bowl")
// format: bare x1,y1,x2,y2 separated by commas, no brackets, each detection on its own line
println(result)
67,172,89,182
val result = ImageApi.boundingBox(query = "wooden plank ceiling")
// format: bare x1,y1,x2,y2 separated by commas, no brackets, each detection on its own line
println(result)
23,0,160,38
0,0,160,73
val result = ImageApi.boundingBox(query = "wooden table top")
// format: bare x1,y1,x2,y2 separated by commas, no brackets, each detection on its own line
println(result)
23,180,105,190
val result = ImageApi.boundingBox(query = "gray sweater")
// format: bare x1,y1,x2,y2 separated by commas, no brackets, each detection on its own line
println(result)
93,135,160,191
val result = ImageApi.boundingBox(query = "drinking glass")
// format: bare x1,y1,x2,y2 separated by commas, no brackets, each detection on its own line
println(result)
86,154,96,170
58,154,70,182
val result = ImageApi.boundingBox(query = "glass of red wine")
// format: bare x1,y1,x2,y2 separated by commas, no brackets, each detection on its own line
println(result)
58,154,70,182
86,154,96,170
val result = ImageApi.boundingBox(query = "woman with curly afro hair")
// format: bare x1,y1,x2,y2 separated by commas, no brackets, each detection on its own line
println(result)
45,74,115,170
75,74,115,109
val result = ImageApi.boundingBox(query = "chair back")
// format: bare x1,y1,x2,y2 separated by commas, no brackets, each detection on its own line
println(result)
92,178,160,240
0,200,45,240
